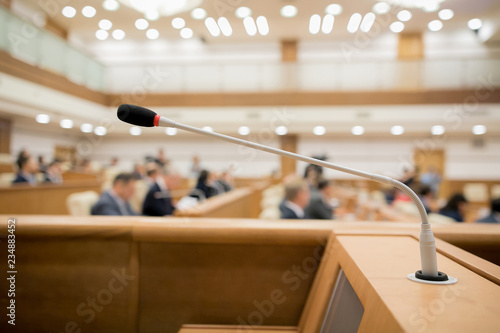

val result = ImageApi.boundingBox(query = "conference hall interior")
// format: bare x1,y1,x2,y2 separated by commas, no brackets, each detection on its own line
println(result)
0,0,499,332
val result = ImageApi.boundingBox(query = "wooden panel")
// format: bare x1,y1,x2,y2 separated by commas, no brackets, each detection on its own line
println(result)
280,135,298,177
414,149,445,195
0,116,11,154
45,18,68,40
398,32,424,60
179,325,297,332
62,171,100,182
281,40,297,62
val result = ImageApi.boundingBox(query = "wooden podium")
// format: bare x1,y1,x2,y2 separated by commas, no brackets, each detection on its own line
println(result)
0,216,499,332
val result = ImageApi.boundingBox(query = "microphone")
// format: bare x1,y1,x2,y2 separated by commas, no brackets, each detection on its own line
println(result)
117,104,457,285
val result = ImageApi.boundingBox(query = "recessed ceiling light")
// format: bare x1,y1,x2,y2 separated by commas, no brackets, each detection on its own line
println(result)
95,30,109,40
165,127,177,136
145,10,160,21
325,4,342,16
235,7,252,19
423,1,439,12
112,29,125,40
428,20,443,32
397,10,412,22
390,125,405,135
243,17,257,36
280,5,297,18
202,126,213,132
191,8,207,20
218,17,232,36
102,0,119,11
238,126,250,135
309,14,321,35
351,126,365,135
60,119,73,129
313,126,326,136
62,6,76,18
80,123,93,133
129,126,142,136
431,125,445,135
99,19,112,30
82,6,96,18
360,12,375,33
36,114,50,124
390,21,405,33
322,14,334,34
94,126,107,136
468,18,482,30
205,17,221,37
275,126,288,135
373,2,390,15
172,17,185,29
347,13,362,33
438,9,454,20
135,18,149,30
472,125,487,135
180,27,193,39
146,28,159,39
256,16,269,36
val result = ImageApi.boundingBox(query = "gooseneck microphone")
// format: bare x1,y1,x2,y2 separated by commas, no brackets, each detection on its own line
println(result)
117,104,457,285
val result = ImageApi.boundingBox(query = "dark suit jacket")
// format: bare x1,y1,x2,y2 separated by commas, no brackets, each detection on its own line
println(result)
12,173,31,184
476,213,500,224
142,182,175,216
305,192,333,220
279,201,301,219
91,191,136,216
438,209,464,222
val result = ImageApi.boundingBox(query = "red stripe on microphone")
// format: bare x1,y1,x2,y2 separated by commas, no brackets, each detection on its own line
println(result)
153,114,160,127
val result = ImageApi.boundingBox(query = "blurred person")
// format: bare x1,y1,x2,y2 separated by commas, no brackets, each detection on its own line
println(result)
44,159,63,184
476,198,500,224
439,193,468,222
110,157,119,168
215,171,233,193
305,179,334,220
132,163,145,180
15,149,30,170
142,169,181,216
190,169,218,201
190,155,202,178
144,162,160,185
418,185,435,214
400,167,415,187
91,173,137,216
38,155,48,174
420,166,442,196
280,179,311,219
157,148,169,167
12,155,38,185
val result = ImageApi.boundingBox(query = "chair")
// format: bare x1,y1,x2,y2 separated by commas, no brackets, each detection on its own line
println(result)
130,179,150,213
66,191,99,216
463,183,489,203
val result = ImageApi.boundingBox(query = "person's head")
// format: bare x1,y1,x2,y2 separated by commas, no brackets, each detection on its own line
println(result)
38,155,45,165
318,179,333,198
47,160,62,175
193,155,200,164
18,156,38,175
197,170,210,185
419,185,433,199
490,198,500,214
444,193,468,213
146,162,159,179
111,157,119,166
284,179,310,209
112,173,136,201
163,171,181,190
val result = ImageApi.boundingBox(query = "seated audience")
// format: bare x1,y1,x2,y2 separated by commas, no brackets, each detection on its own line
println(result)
476,198,500,223
280,179,311,219
190,155,202,178
44,159,63,184
142,169,181,216
38,155,48,174
418,185,434,214
215,171,233,193
190,169,218,200
439,193,468,222
144,162,159,185
12,155,38,185
91,173,137,216
419,165,442,195
305,179,334,220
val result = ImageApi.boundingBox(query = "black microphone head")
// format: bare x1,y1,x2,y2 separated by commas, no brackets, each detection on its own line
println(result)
117,104,157,127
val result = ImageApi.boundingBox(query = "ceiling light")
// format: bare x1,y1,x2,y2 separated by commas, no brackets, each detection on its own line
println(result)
191,8,207,20
112,29,125,40
180,27,193,39
472,125,487,135
438,9,454,20
390,21,405,33
172,17,185,29
313,126,326,136
243,17,257,36
423,1,439,12
325,4,342,16
94,126,107,136
431,125,445,135
351,126,365,136
95,30,109,40
102,0,119,11
165,127,177,136
99,19,112,30
36,114,50,124
309,14,321,34
202,126,213,132
397,10,412,22
360,12,375,33
80,123,93,133
373,2,390,15
60,119,73,129
135,18,149,30
82,6,96,18
129,126,142,136
428,20,443,32
322,14,334,34
238,126,250,135
347,13,362,33
468,18,482,30
390,125,405,135
275,126,288,135
280,5,297,18
256,16,269,36
62,6,76,18
205,17,221,37
218,17,232,36
146,28,159,39
235,7,252,18
145,10,160,21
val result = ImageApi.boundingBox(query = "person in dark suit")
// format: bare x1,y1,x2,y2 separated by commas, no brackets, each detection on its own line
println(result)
305,179,334,220
439,193,468,222
12,155,38,186
142,169,181,216
280,179,311,219
91,173,137,216
189,169,218,201
476,198,500,223
43,159,63,184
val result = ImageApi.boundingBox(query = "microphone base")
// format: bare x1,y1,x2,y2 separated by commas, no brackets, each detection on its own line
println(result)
407,271,457,285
